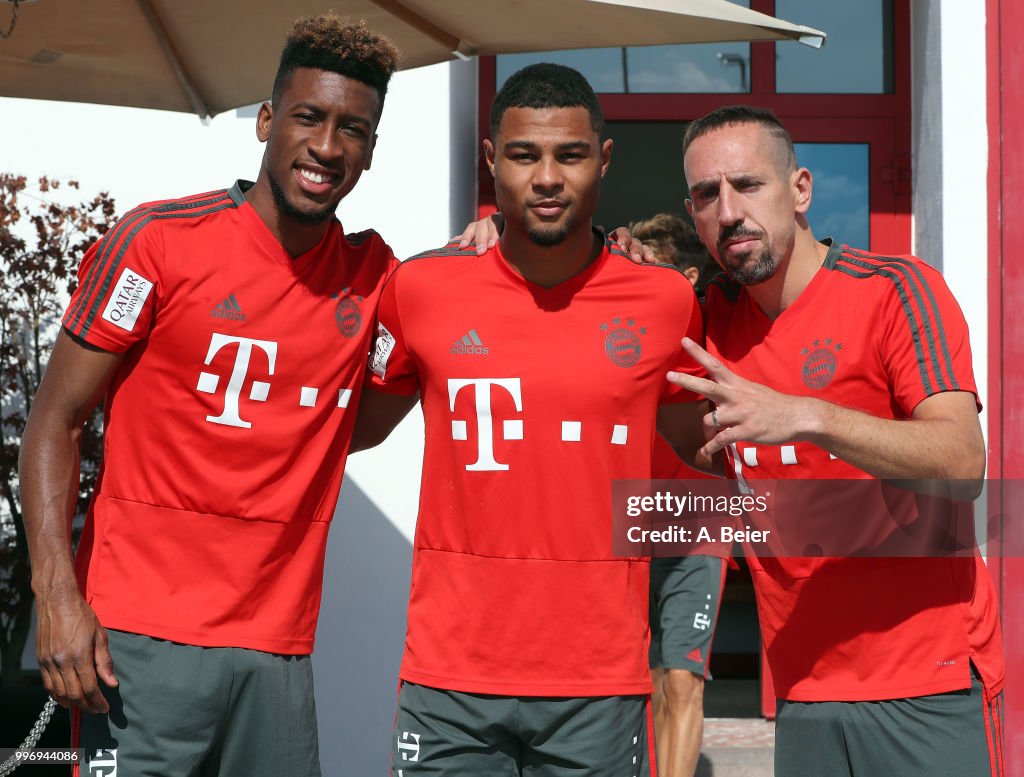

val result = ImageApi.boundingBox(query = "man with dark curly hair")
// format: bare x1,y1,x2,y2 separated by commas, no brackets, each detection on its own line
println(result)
629,212,714,295
21,15,414,777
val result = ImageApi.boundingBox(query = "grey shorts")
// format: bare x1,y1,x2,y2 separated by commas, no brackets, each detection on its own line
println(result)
74,629,321,777
649,555,726,676
392,682,652,777
775,675,1004,777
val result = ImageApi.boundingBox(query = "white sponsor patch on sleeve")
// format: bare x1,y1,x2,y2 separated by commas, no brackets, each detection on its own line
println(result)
370,322,397,379
101,267,154,332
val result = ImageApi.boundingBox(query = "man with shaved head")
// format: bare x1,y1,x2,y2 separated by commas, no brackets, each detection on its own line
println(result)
667,105,1004,776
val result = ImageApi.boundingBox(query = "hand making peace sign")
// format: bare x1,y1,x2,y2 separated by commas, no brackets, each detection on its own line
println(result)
666,337,818,458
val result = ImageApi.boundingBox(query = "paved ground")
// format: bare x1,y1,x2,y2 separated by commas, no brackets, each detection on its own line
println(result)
698,720,776,776
704,717,776,747
697,679,776,775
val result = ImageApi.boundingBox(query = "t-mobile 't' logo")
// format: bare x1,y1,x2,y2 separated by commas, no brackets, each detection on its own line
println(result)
397,731,421,762
448,378,523,471
196,333,278,428
87,749,117,777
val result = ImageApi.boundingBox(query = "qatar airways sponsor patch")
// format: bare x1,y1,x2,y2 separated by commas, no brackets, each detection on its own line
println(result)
101,267,154,332
370,322,397,379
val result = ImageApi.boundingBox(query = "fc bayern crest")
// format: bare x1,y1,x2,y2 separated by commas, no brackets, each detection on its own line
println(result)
602,318,646,367
334,288,364,338
801,339,841,389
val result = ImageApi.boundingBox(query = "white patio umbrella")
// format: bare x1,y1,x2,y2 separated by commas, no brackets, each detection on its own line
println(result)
0,0,824,119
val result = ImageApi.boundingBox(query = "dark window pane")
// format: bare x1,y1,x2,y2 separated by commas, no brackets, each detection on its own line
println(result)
776,0,893,94
596,122,690,230
795,143,870,249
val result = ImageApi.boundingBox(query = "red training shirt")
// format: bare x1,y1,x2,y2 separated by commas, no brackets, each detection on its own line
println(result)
704,240,1004,701
64,182,397,654
370,234,702,696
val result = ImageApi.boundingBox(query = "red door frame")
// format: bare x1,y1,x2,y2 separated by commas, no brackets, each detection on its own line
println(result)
988,0,1022,772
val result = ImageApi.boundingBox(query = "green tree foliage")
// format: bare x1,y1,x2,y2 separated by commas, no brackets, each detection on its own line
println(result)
0,175,115,685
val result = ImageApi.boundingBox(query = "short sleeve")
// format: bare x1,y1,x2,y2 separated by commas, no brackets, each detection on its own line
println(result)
879,260,979,415
368,270,420,396
62,209,162,353
660,283,706,404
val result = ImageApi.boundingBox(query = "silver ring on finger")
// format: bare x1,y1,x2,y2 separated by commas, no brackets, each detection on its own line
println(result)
712,408,721,430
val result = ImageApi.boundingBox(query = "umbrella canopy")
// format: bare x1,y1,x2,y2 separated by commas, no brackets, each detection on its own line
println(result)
0,0,825,119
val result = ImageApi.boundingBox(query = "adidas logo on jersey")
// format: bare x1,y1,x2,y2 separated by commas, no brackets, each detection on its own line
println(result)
211,293,246,322
450,329,488,355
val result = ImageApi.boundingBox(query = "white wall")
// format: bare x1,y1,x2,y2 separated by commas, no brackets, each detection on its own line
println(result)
936,0,988,445
911,1,990,550
911,1,943,266
313,61,477,774
912,0,989,438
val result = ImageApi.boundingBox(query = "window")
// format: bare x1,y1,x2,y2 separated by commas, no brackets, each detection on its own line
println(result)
775,0,894,93
495,1,753,94
796,143,870,247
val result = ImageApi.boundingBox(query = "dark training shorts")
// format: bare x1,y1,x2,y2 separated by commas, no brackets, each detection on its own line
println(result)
74,629,321,777
649,554,727,677
775,674,1004,777
392,682,653,777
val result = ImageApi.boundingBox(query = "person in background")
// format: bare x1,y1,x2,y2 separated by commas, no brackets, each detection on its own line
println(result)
630,212,715,296
631,211,727,777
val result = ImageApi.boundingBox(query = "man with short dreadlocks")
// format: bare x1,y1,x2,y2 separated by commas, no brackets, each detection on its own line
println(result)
22,16,402,777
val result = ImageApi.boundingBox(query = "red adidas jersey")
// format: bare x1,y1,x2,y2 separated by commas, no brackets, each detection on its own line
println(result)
370,235,702,696
64,181,398,654
704,240,1004,701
